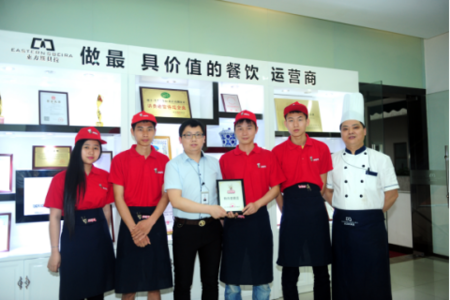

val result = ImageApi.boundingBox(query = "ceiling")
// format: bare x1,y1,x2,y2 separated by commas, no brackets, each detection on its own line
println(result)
222,0,449,39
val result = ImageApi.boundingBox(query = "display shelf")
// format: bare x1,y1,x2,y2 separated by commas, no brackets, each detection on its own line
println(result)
0,124,120,134
275,131,340,138
204,147,234,153
218,112,263,120
0,194,14,201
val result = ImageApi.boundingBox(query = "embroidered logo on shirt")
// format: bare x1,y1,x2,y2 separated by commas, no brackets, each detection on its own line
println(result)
154,168,158,174
99,183,108,191
342,217,358,226
257,163,266,168
313,158,319,162
158,171,164,174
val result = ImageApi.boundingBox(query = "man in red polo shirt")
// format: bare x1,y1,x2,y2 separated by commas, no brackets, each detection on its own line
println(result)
272,102,333,300
109,112,172,300
219,110,285,300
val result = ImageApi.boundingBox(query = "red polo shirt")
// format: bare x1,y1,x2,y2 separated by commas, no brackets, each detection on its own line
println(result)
109,145,168,207
219,144,286,205
44,166,114,214
272,134,332,192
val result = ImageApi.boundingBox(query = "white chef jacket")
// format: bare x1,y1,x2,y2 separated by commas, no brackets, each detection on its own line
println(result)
327,146,399,210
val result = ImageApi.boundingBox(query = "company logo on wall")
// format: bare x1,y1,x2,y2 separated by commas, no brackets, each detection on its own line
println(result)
30,38,55,51
10,37,74,63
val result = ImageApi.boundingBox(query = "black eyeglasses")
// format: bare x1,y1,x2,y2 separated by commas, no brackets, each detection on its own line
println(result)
182,133,204,139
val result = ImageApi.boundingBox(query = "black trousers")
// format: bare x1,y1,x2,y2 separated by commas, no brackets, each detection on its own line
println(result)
282,266,330,300
78,294,103,300
172,219,223,300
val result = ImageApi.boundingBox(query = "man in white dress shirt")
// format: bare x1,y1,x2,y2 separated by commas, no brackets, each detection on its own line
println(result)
324,93,399,300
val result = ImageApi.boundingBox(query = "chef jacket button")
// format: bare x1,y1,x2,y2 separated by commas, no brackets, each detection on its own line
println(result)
361,180,364,183
362,165,365,167
345,194,348,198
344,166,347,169
343,153,346,155
345,180,348,183
364,152,367,155
360,194,363,198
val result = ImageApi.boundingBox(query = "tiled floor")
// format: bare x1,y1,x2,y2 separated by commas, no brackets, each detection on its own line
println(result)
277,256,449,300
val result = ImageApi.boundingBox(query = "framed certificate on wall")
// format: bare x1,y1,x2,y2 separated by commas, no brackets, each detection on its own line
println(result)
140,87,191,118
0,154,13,193
39,90,70,126
152,136,172,159
221,94,242,113
32,146,71,169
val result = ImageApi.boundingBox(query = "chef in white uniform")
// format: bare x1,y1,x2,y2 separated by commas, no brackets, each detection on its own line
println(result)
323,93,399,300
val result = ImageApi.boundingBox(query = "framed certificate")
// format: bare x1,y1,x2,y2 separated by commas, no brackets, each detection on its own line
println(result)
39,90,70,125
140,87,191,118
94,151,113,172
217,179,246,213
221,94,242,113
152,136,172,159
32,146,71,169
15,169,62,223
0,213,11,252
0,154,13,193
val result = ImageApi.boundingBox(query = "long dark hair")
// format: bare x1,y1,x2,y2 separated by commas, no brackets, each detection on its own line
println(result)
63,139,102,236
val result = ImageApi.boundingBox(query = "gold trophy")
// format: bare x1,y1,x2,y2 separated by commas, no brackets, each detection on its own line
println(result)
0,93,4,124
96,95,103,126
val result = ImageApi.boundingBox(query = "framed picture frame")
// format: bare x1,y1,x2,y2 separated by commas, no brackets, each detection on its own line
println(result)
221,94,242,113
38,90,70,126
0,154,13,193
152,136,172,159
140,87,191,119
0,213,11,252
216,179,246,213
32,146,71,170
94,151,113,172
15,169,63,223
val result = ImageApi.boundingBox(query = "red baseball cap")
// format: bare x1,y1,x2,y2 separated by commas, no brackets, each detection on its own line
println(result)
75,127,107,144
234,110,257,125
283,102,308,118
131,111,157,126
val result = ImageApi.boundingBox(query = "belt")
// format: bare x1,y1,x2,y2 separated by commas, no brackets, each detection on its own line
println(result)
175,217,215,227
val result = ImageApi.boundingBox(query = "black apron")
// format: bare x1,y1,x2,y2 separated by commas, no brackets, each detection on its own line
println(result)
277,183,332,267
332,208,392,300
115,206,173,293
60,208,115,300
220,206,273,285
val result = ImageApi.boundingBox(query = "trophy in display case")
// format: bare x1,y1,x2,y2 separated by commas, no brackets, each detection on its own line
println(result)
0,93,4,124
96,94,103,126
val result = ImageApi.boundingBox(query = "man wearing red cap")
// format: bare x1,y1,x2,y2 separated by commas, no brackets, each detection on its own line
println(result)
272,102,333,300
219,110,285,300
109,112,172,300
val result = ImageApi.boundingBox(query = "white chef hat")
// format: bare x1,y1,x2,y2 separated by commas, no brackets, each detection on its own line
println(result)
340,93,365,126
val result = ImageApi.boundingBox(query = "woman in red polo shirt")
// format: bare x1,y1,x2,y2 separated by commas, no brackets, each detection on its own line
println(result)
45,127,115,300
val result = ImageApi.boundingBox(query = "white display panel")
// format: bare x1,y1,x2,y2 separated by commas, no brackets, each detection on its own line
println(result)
218,82,264,114
136,76,214,119
207,118,266,148
273,89,346,133
0,63,122,127
23,177,52,216
93,151,113,172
